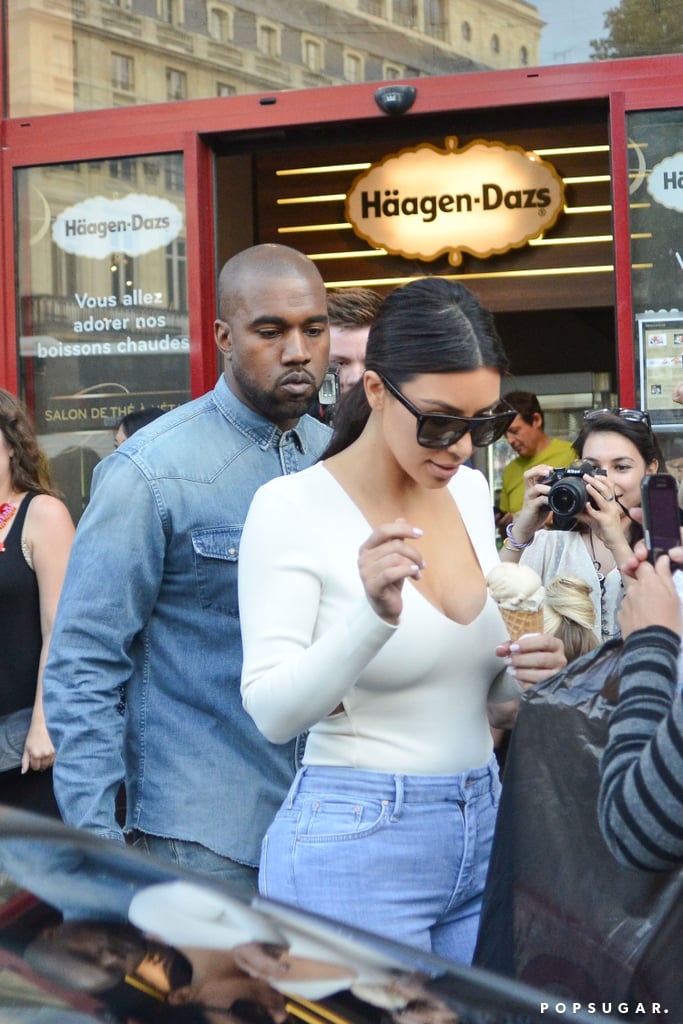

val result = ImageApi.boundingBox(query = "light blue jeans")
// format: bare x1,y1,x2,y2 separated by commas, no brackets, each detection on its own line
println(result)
130,831,259,900
258,759,501,965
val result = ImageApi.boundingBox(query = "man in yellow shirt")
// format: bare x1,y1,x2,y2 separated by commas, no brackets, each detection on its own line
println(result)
497,391,576,533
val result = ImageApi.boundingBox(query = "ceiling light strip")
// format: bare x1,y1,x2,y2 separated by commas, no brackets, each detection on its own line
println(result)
533,145,610,156
306,249,387,259
321,265,623,288
277,194,347,205
278,223,353,233
276,163,371,176
564,205,612,214
562,175,612,184
529,235,613,246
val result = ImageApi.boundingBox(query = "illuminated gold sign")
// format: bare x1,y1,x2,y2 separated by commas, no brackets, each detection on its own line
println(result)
345,136,565,266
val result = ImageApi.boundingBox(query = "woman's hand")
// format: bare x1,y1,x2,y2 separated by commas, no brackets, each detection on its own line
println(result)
495,633,567,688
488,633,567,728
358,518,425,625
500,465,553,561
518,464,554,534
617,554,682,638
577,473,632,562
21,718,56,774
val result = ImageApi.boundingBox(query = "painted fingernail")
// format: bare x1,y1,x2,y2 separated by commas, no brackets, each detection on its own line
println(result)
412,527,424,537
510,642,520,652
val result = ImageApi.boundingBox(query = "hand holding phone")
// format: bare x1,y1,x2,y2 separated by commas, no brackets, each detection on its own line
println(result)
640,473,683,567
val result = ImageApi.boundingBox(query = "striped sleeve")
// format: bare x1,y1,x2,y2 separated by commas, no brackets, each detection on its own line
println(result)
598,626,683,870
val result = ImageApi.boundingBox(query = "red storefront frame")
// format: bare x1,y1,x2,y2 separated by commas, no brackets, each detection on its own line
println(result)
3,54,683,404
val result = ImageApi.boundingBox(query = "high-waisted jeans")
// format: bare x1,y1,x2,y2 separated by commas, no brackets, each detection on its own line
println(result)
258,758,501,965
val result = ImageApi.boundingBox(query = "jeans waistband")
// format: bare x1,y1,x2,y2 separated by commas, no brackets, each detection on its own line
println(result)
288,758,499,810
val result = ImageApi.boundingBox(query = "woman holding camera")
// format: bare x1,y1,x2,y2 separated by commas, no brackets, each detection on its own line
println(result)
238,278,565,965
501,409,664,640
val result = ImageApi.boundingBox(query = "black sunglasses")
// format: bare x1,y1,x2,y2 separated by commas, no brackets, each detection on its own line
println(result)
380,376,517,450
584,407,652,428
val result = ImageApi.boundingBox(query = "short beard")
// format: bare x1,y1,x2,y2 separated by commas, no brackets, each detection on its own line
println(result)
233,371,317,426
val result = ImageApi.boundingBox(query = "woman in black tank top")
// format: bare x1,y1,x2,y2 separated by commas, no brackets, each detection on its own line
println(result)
0,389,75,816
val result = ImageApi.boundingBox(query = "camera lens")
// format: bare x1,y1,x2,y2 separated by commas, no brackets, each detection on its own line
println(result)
548,478,588,518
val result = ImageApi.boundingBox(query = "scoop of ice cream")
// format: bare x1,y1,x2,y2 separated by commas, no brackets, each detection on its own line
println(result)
486,562,545,612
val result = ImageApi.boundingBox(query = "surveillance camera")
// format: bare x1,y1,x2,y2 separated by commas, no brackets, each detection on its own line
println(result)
374,84,417,116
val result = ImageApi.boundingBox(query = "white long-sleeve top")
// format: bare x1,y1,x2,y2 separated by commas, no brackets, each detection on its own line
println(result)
239,462,507,775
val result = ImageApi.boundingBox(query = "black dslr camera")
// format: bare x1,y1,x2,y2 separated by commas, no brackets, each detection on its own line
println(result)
543,461,607,528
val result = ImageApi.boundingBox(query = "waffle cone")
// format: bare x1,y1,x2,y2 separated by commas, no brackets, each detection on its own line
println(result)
499,606,544,640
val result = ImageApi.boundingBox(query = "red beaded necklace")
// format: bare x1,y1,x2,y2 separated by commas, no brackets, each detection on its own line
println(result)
0,501,17,553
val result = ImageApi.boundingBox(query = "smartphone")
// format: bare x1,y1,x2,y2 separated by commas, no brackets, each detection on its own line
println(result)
318,364,340,407
640,473,682,566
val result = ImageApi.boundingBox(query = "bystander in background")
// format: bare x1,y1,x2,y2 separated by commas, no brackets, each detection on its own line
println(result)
0,389,74,816
497,390,575,533
327,287,384,396
113,408,165,449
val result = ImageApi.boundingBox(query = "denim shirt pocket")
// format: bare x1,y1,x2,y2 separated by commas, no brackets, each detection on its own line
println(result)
192,526,242,617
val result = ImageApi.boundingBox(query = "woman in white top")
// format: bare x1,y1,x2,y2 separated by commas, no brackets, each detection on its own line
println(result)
501,410,663,641
239,278,565,964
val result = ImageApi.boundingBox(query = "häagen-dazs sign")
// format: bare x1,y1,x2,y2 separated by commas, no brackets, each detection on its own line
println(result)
345,136,565,266
52,194,183,260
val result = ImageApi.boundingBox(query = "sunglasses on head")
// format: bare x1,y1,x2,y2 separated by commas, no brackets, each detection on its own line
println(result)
380,376,517,450
583,407,652,428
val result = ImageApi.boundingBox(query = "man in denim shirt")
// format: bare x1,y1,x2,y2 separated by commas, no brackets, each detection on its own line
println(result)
43,244,331,898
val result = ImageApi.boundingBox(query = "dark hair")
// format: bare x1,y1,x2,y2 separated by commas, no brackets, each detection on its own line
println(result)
502,390,543,429
572,411,663,545
116,407,165,439
327,287,384,329
0,388,55,495
323,278,509,458
573,412,664,471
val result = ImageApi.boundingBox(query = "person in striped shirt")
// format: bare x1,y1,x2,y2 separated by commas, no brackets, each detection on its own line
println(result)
598,543,683,870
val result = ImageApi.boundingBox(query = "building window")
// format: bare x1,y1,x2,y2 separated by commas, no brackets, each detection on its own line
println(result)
302,37,323,73
164,153,185,191
393,0,416,28
166,68,187,101
159,0,182,25
520,44,529,65
491,33,500,54
359,0,384,15
166,238,188,312
217,82,235,96
424,0,446,40
257,22,279,58
383,63,403,79
111,53,134,91
208,6,231,42
110,253,136,304
51,247,77,297
344,51,363,83
109,158,136,182
461,20,471,41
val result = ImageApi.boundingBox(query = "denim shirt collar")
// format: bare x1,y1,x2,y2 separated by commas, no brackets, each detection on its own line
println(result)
213,374,308,454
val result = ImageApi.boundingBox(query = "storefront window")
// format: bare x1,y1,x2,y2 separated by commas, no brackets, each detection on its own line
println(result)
8,2,682,119
627,108,683,477
16,153,190,521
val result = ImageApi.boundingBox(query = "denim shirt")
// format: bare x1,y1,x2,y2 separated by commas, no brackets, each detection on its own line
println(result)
43,375,330,865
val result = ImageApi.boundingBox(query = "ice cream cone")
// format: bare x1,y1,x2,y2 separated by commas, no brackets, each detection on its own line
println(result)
499,606,544,640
